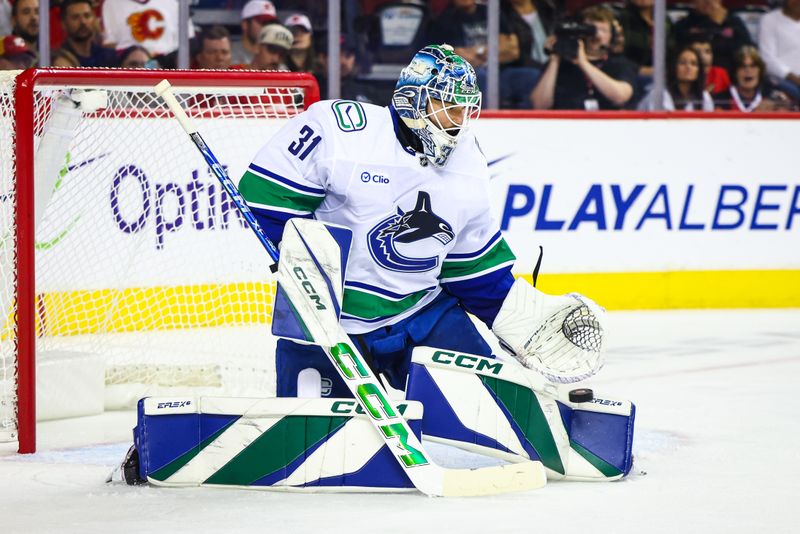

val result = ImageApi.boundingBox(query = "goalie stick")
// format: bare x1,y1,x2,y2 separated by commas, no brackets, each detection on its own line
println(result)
155,79,546,497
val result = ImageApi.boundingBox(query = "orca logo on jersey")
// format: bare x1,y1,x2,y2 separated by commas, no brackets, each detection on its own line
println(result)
367,191,454,273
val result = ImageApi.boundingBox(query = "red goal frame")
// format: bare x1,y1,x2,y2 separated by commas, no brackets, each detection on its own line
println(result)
10,68,320,453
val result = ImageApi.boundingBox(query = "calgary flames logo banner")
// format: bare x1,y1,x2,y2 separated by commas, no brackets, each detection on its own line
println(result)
127,9,165,42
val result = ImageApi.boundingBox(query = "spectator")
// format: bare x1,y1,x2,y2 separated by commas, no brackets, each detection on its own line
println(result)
118,45,155,69
248,23,292,71
717,45,797,112
618,0,674,79
317,35,388,104
284,13,315,73
638,46,714,110
428,0,541,108
0,1,11,37
531,5,637,110
56,0,116,67
673,0,752,72
427,0,520,69
10,0,39,58
758,0,800,102
232,0,278,66
688,34,731,95
504,0,561,69
194,26,232,70
51,48,80,68
0,34,35,69
102,0,195,57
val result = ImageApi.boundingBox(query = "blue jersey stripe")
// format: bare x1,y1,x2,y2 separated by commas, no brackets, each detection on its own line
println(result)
247,163,325,195
446,231,502,260
344,280,437,300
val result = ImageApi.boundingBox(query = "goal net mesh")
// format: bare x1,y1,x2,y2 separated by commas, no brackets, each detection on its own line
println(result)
1,71,309,442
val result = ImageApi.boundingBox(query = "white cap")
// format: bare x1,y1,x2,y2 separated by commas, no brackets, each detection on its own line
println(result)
284,13,312,33
259,24,294,50
241,0,277,21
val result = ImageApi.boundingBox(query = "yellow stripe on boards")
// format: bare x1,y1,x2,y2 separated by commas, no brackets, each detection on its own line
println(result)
5,270,798,340
523,270,800,310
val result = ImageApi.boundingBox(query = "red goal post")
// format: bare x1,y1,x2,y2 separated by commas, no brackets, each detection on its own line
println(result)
1,69,320,453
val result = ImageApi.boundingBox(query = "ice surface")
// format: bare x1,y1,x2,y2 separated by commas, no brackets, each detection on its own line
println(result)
1,310,799,534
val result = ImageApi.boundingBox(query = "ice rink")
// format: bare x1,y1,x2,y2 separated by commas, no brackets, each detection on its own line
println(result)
1,309,799,534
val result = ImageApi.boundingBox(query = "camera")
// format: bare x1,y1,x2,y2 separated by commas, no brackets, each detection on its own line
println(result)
552,21,597,61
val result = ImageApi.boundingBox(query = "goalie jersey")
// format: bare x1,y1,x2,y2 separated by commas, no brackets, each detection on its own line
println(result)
239,100,516,334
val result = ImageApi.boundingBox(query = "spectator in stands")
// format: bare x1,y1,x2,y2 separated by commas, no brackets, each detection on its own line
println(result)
758,0,800,102
717,45,797,111
503,0,561,69
428,0,543,108
0,1,11,37
531,5,637,110
118,45,155,69
0,34,35,69
317,35,388,104
427,0,520,70
618,0,674,80
102,0,195,57
638,45,714,110
284,13,316,73
501,0,564,107
247,24,292,71
56,0,116,67
194,26,232,70
51,48,79,67
10,0,39,58
673,0,752,72
232,0,278,66
688,33,730,95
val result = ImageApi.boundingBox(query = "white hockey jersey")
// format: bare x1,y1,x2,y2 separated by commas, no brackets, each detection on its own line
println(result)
102,0,195,55
239,100,515,334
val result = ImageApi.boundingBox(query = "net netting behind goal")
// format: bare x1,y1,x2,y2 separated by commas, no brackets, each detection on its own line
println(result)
0,69,320,451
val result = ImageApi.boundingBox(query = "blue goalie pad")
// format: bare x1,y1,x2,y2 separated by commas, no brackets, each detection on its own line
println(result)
405,347,635,481
134,396,422,492
271,219,353,344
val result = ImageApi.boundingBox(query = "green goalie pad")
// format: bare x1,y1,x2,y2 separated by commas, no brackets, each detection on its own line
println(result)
405,347,636,481
134,397,423,492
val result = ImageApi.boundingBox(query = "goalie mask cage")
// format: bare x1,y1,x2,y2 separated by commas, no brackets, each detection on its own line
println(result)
0,69,320,453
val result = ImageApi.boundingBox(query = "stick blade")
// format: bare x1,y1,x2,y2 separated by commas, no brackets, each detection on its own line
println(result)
439,460,546,497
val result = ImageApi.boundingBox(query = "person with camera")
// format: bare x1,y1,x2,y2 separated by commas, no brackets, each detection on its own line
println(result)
531,5,637,110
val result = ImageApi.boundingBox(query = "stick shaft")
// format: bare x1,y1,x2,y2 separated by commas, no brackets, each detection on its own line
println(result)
155,80,280,270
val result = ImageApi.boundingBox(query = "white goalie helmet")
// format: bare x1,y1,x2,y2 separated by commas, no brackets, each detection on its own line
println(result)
392,44,482,167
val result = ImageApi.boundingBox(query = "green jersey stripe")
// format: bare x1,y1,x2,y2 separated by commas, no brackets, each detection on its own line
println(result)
439,238,516,281
342,287,433,320
239,170,325,213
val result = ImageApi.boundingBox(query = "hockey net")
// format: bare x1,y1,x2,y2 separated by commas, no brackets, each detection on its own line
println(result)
0,69,320,452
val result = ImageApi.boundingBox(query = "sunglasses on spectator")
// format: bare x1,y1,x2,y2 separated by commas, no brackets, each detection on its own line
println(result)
253,16,276,24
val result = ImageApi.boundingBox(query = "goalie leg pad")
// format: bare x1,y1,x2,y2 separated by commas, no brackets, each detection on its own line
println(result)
406,347,635,481
133,396,423,492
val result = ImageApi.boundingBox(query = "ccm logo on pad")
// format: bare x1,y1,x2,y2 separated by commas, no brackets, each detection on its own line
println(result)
360,172,390,184
157,400,192,409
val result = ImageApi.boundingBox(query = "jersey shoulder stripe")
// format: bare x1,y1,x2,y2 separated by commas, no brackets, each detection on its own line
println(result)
247,163,325,196
239,169,324,213
439,237,516,282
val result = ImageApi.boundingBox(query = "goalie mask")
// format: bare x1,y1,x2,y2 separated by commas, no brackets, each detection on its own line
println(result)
392,44,482,167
